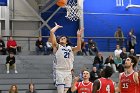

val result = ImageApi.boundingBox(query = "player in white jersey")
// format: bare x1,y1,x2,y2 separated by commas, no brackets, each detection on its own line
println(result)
50,23,83,93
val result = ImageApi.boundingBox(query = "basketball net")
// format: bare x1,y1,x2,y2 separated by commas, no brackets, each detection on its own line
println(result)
65,0,81,21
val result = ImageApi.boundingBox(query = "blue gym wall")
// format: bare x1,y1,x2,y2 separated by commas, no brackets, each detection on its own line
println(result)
41,5,79,45
84,0,140,53
0,0,7,6
41,0,140,53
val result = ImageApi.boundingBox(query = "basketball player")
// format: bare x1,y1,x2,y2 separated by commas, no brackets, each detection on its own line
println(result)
50,23,83,93
115,56,139,93
137,69,140,93
92,66,115,93
71,70,93,93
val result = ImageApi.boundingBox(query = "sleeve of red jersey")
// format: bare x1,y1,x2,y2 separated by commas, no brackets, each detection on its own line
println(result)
75,82,79,89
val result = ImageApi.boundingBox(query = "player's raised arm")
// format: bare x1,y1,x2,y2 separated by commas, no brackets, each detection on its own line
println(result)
115,74,121,92
50,23,63,48
71,76,79,92
72,28,84,53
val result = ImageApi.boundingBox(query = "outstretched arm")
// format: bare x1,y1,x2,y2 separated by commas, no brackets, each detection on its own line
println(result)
71,76,79,92
115,73,121,92
72,28,84,53
50,23,63,49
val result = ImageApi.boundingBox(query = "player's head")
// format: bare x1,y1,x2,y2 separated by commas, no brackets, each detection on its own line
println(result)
82,70,90,79
101,66,113,78
124,56,138,69
58,35,70,46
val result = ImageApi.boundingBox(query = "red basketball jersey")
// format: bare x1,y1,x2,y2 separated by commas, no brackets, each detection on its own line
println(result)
97,77,115,93
138,71,140,93
76,81,93,93
120,71,138,93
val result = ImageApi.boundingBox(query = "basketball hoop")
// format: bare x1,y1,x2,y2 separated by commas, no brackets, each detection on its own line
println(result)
65,0,82,21
126,0,140,9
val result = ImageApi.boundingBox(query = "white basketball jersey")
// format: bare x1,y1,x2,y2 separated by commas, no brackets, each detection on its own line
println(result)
55,44,74,70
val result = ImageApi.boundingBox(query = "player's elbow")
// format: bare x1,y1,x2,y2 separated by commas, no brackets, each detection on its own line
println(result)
76,46,81,51
77,48,81,51
115,87,120,92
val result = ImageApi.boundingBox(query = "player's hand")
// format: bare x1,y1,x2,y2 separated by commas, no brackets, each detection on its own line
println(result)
77,28,84,37
73,76,80,82
51,22,63,33
55,22,63,29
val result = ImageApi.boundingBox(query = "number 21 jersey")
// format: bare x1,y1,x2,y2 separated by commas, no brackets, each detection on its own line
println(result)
55,44,74,70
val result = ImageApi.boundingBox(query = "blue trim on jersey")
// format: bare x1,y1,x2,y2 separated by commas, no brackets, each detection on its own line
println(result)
64,87,71,88
56,84,65,86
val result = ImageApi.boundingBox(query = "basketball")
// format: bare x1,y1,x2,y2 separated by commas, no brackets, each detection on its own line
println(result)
56,0,67,7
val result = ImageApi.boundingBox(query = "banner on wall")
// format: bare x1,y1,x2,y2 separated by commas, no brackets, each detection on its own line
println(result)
116,0,124,6
0,0,7,6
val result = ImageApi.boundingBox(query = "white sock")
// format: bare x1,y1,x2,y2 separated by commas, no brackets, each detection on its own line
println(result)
57,85,64,93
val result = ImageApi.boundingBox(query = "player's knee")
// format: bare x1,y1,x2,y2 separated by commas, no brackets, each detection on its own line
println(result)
57,85,64,93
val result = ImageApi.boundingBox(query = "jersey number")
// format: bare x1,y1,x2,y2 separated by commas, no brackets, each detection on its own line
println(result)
122,83,128,88
64,52,70,58
106,85,111,93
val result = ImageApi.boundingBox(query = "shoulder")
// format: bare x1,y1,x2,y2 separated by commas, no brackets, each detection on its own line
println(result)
67,45,72,48
75,82,81,88
134,72,138,77
119,72,124,79
94,79,100,85
114,50,117,52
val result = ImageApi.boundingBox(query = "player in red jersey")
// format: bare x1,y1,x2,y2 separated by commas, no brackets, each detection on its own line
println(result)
138,70,140,93
92,66,115,93
115,56,139,93
71,70,93,93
